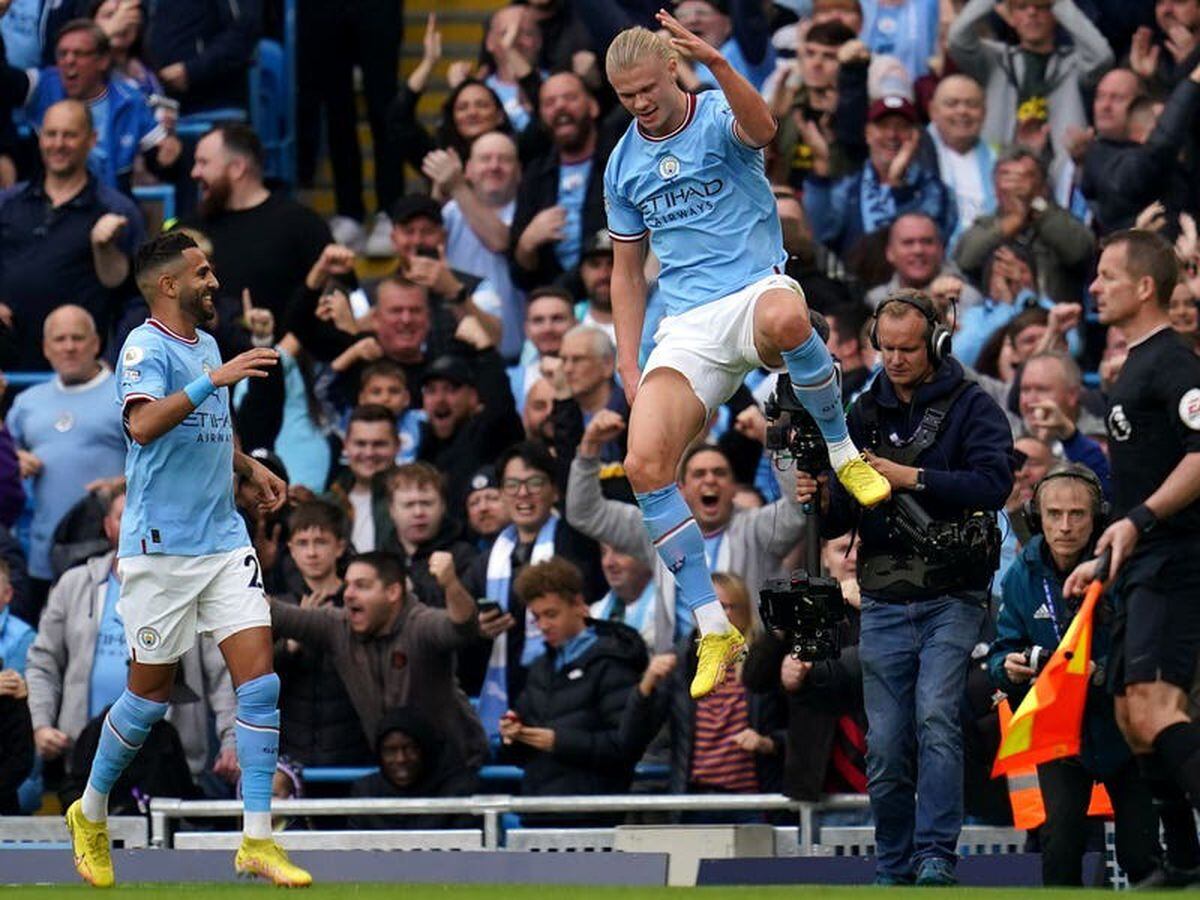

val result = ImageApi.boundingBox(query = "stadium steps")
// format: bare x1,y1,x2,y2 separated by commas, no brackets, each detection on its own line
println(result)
298,0,506,220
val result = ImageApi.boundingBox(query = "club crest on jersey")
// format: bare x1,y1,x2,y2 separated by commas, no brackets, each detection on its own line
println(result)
658,155,680,180
136,627,161,651
1107,404,1132,442
54,412,74,433
1179,388,1200,431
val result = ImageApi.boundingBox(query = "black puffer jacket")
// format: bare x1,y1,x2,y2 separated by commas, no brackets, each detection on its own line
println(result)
381,517,478,609
622,630,787,796
274,581,374,768
513,619,646,797
347,707,480,830
0,693,32,814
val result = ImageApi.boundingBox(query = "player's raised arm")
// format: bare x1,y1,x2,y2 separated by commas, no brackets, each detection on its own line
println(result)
610,236,649,406
655,8,776,148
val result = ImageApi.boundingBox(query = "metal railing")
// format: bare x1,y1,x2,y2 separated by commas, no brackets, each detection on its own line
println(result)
149,793,870,852
0,815,148,847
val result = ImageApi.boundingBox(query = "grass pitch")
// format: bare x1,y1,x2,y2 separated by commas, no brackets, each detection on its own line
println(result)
0,886,1109,899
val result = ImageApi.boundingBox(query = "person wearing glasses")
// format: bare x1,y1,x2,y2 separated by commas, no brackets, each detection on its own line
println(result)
458,441,603,735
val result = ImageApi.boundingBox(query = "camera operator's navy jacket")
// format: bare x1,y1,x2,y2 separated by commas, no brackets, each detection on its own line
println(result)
987,536,1129,778
824,356,1013,600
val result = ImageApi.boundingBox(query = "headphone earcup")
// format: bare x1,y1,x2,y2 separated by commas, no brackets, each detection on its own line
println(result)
1024,498,1040,534
931,325,952,365
869,319,881,351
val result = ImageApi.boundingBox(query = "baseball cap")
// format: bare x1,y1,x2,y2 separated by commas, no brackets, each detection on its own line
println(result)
466,464,500,497
581,229,613,259
389,194,443,227
867,95,918,125
422,355,473,388
248,447,290,484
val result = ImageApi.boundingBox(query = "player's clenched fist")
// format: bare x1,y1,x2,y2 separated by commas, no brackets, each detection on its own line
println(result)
211,348,278,387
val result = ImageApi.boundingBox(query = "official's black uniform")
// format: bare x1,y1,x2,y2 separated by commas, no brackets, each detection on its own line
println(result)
1105,327,1200,691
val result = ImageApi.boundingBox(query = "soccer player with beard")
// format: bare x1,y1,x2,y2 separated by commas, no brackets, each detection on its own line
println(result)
64,232,311,888
185,123,330,336
603,14,891,699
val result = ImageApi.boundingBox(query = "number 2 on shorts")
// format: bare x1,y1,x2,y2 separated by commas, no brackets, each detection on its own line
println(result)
244,553,263,589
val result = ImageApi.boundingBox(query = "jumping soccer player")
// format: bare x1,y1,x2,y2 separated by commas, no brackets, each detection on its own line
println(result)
64,231,311,888
604,12,891,700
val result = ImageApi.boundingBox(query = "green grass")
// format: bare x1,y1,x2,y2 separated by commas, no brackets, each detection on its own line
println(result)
0,887,1109,899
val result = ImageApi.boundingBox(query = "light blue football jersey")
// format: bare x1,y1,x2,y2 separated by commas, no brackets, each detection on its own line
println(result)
116,319,249,558
603,90,786,319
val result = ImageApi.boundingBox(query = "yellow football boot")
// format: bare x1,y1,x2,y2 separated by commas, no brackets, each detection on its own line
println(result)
65,799,114,888
836,455,892,508
690,627,746,699
234,836,313,888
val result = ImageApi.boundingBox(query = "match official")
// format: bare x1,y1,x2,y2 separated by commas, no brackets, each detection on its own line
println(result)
799,289,1013,885
1065,229,1200,885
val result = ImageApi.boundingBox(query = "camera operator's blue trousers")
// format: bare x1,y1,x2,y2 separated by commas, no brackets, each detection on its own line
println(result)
859,595,986,879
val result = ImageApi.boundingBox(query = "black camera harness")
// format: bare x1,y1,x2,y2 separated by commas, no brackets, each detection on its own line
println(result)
854,379,1000,598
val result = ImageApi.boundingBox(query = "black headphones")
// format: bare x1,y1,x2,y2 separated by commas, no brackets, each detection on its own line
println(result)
1024,462,1109,534
869,290,952,366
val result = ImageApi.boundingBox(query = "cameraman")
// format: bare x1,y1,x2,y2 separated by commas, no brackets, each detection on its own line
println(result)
798,289,1013,886
988,465,1160,887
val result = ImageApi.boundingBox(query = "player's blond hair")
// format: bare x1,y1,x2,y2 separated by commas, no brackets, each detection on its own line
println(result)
605,26,677,76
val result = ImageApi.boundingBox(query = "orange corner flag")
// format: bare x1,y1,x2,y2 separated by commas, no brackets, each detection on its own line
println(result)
991,576,1102,778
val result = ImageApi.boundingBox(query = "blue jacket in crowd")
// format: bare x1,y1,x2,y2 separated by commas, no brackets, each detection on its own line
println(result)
26,70,163,191
803,161,958,257
988,536,1130,778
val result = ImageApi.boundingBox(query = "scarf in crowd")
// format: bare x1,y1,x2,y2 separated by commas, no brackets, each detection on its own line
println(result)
478,513,559,738
591,578,658,645
859,163,899,237
928,124,997,247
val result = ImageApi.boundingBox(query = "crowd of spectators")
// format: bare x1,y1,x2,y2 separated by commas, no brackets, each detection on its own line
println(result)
1,0,1199,855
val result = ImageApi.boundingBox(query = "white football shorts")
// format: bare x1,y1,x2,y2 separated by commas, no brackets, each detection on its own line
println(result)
641,272,805,415
117,546,271,664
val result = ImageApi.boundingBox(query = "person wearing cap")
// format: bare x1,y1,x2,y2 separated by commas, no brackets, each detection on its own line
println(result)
464,464,510,549
379,194,502,349
576,230,616,345
422,131,526,361
416,318,524,518
25,488,239,787
948,0,1113,160
669,0,776,91
804,93,956,256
